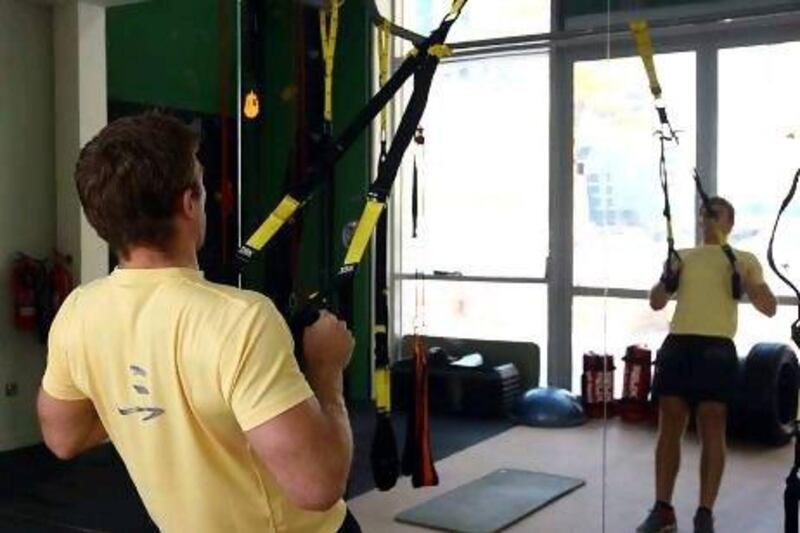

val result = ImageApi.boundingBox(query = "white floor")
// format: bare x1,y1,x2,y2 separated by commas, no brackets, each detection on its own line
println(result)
349,419,793,532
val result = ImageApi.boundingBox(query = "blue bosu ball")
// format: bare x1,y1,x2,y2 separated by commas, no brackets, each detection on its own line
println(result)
512,387,586,427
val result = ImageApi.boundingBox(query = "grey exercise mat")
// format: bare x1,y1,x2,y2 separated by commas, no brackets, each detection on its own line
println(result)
394,469,585,532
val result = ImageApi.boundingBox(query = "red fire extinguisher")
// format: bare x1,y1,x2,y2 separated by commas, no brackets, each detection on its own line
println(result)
50,250,74,316
11,254,40,331
581,352,617,419
620,345,653,423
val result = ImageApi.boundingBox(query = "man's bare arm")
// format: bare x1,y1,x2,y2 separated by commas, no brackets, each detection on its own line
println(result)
37,389,107,460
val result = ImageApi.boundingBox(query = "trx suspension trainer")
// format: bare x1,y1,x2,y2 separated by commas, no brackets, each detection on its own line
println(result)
769,168,800,533
238,0,468,490
630,20,740,299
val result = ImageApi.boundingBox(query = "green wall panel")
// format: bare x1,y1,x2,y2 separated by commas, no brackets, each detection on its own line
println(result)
108,0,372,399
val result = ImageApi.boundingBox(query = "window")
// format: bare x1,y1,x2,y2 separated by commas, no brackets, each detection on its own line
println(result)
391,3,552,386
399,280,548,370
573,52,697,290
400,0,550,43
398,54,549,278
718,42,800,300
572,297,675,395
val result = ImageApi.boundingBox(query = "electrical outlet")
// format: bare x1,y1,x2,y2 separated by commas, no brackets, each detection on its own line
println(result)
5,383,18,397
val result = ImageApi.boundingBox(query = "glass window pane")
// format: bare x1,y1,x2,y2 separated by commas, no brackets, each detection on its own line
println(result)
572,296,674,395
398,53,549,278
399,280,547,386
573,297,796,394
399,0,550,43
735,304,798,358
719,43,800,299
574,53,696,290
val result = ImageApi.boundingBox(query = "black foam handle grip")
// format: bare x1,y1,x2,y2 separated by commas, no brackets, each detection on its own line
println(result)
288,300,323,367
371,412,400,491
660,268,680,294
791,323,800,352
731,271,742,301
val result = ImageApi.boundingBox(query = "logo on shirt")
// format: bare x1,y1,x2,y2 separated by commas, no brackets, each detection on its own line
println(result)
117,365,165,421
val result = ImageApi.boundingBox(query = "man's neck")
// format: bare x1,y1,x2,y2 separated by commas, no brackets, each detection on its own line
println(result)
119,246,198,270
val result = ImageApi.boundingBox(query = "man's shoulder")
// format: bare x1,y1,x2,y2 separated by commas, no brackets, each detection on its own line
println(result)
188,279,279,316
679,245,759,263
732,248,759,263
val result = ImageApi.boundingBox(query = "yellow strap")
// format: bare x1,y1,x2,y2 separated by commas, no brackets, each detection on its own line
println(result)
629,19,662,99
343,199,385,266
449,0,467,18
377,20,391,139
319,2,340,123
374,367,391,410
428,44,452,58
244,196,302,251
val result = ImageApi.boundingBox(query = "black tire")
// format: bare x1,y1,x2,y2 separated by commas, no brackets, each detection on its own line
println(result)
737,343,799,446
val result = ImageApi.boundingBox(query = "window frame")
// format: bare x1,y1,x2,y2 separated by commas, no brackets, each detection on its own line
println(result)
383,2,800,390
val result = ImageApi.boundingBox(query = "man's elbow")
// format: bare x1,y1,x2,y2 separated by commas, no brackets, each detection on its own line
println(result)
288,481,345,512
649,296,665,311
41,434,80,461
754,289,778,317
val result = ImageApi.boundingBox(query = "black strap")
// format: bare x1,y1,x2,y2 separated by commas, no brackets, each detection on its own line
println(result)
785,422,800,533
658,135,681,293
286,2,467,335
237,6,462,266
328,7,461,311
768,168,800,350
693,169,741,300
300,18,457,203
412,155,419,238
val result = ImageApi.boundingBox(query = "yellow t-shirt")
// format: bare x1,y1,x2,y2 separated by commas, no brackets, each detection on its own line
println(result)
670,245,764,339
42,268,346,533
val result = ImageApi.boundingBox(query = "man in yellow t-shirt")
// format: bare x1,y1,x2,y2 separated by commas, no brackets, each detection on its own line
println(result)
637,196,777,533
36,113,361,532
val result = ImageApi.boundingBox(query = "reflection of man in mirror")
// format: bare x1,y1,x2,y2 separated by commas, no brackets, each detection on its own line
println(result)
638,196,777,533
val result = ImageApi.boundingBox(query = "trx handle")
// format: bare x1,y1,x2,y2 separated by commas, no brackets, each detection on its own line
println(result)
768,168,800,351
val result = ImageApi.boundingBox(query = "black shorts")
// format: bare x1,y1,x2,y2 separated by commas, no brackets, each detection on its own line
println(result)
652,334,739,405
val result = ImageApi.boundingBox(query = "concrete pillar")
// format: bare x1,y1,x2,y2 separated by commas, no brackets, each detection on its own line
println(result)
54,1,109,283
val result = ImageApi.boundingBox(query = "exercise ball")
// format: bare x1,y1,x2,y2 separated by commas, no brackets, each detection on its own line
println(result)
512,387,586,428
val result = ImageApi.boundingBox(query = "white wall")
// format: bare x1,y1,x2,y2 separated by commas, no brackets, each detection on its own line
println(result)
0,0,55,451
